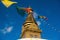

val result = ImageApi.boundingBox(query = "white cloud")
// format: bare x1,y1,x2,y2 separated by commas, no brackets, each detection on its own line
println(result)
37,21,41,26
1,26,13,34
6,27,13,32
33,12,38,18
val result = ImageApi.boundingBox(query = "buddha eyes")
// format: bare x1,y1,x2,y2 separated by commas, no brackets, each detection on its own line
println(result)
30,34,37,38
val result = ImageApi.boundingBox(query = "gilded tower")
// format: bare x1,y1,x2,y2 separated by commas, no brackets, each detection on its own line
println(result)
20,13,42,38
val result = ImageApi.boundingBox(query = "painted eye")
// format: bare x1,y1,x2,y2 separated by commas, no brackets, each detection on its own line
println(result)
30,34,37,38
30,34,33,37
34,35,37,38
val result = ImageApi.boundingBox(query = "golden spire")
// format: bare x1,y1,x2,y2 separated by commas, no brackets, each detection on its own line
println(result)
20,7,42,38
20,13,42,38
24,13,37,25
23,13,41,31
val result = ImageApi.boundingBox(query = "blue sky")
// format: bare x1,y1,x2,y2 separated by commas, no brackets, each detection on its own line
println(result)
0,0,60,40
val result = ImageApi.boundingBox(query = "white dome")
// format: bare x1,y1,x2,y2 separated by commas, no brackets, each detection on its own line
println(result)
18,38,47,40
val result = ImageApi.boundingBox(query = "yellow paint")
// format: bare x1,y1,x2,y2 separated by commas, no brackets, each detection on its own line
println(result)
1,0,17,8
